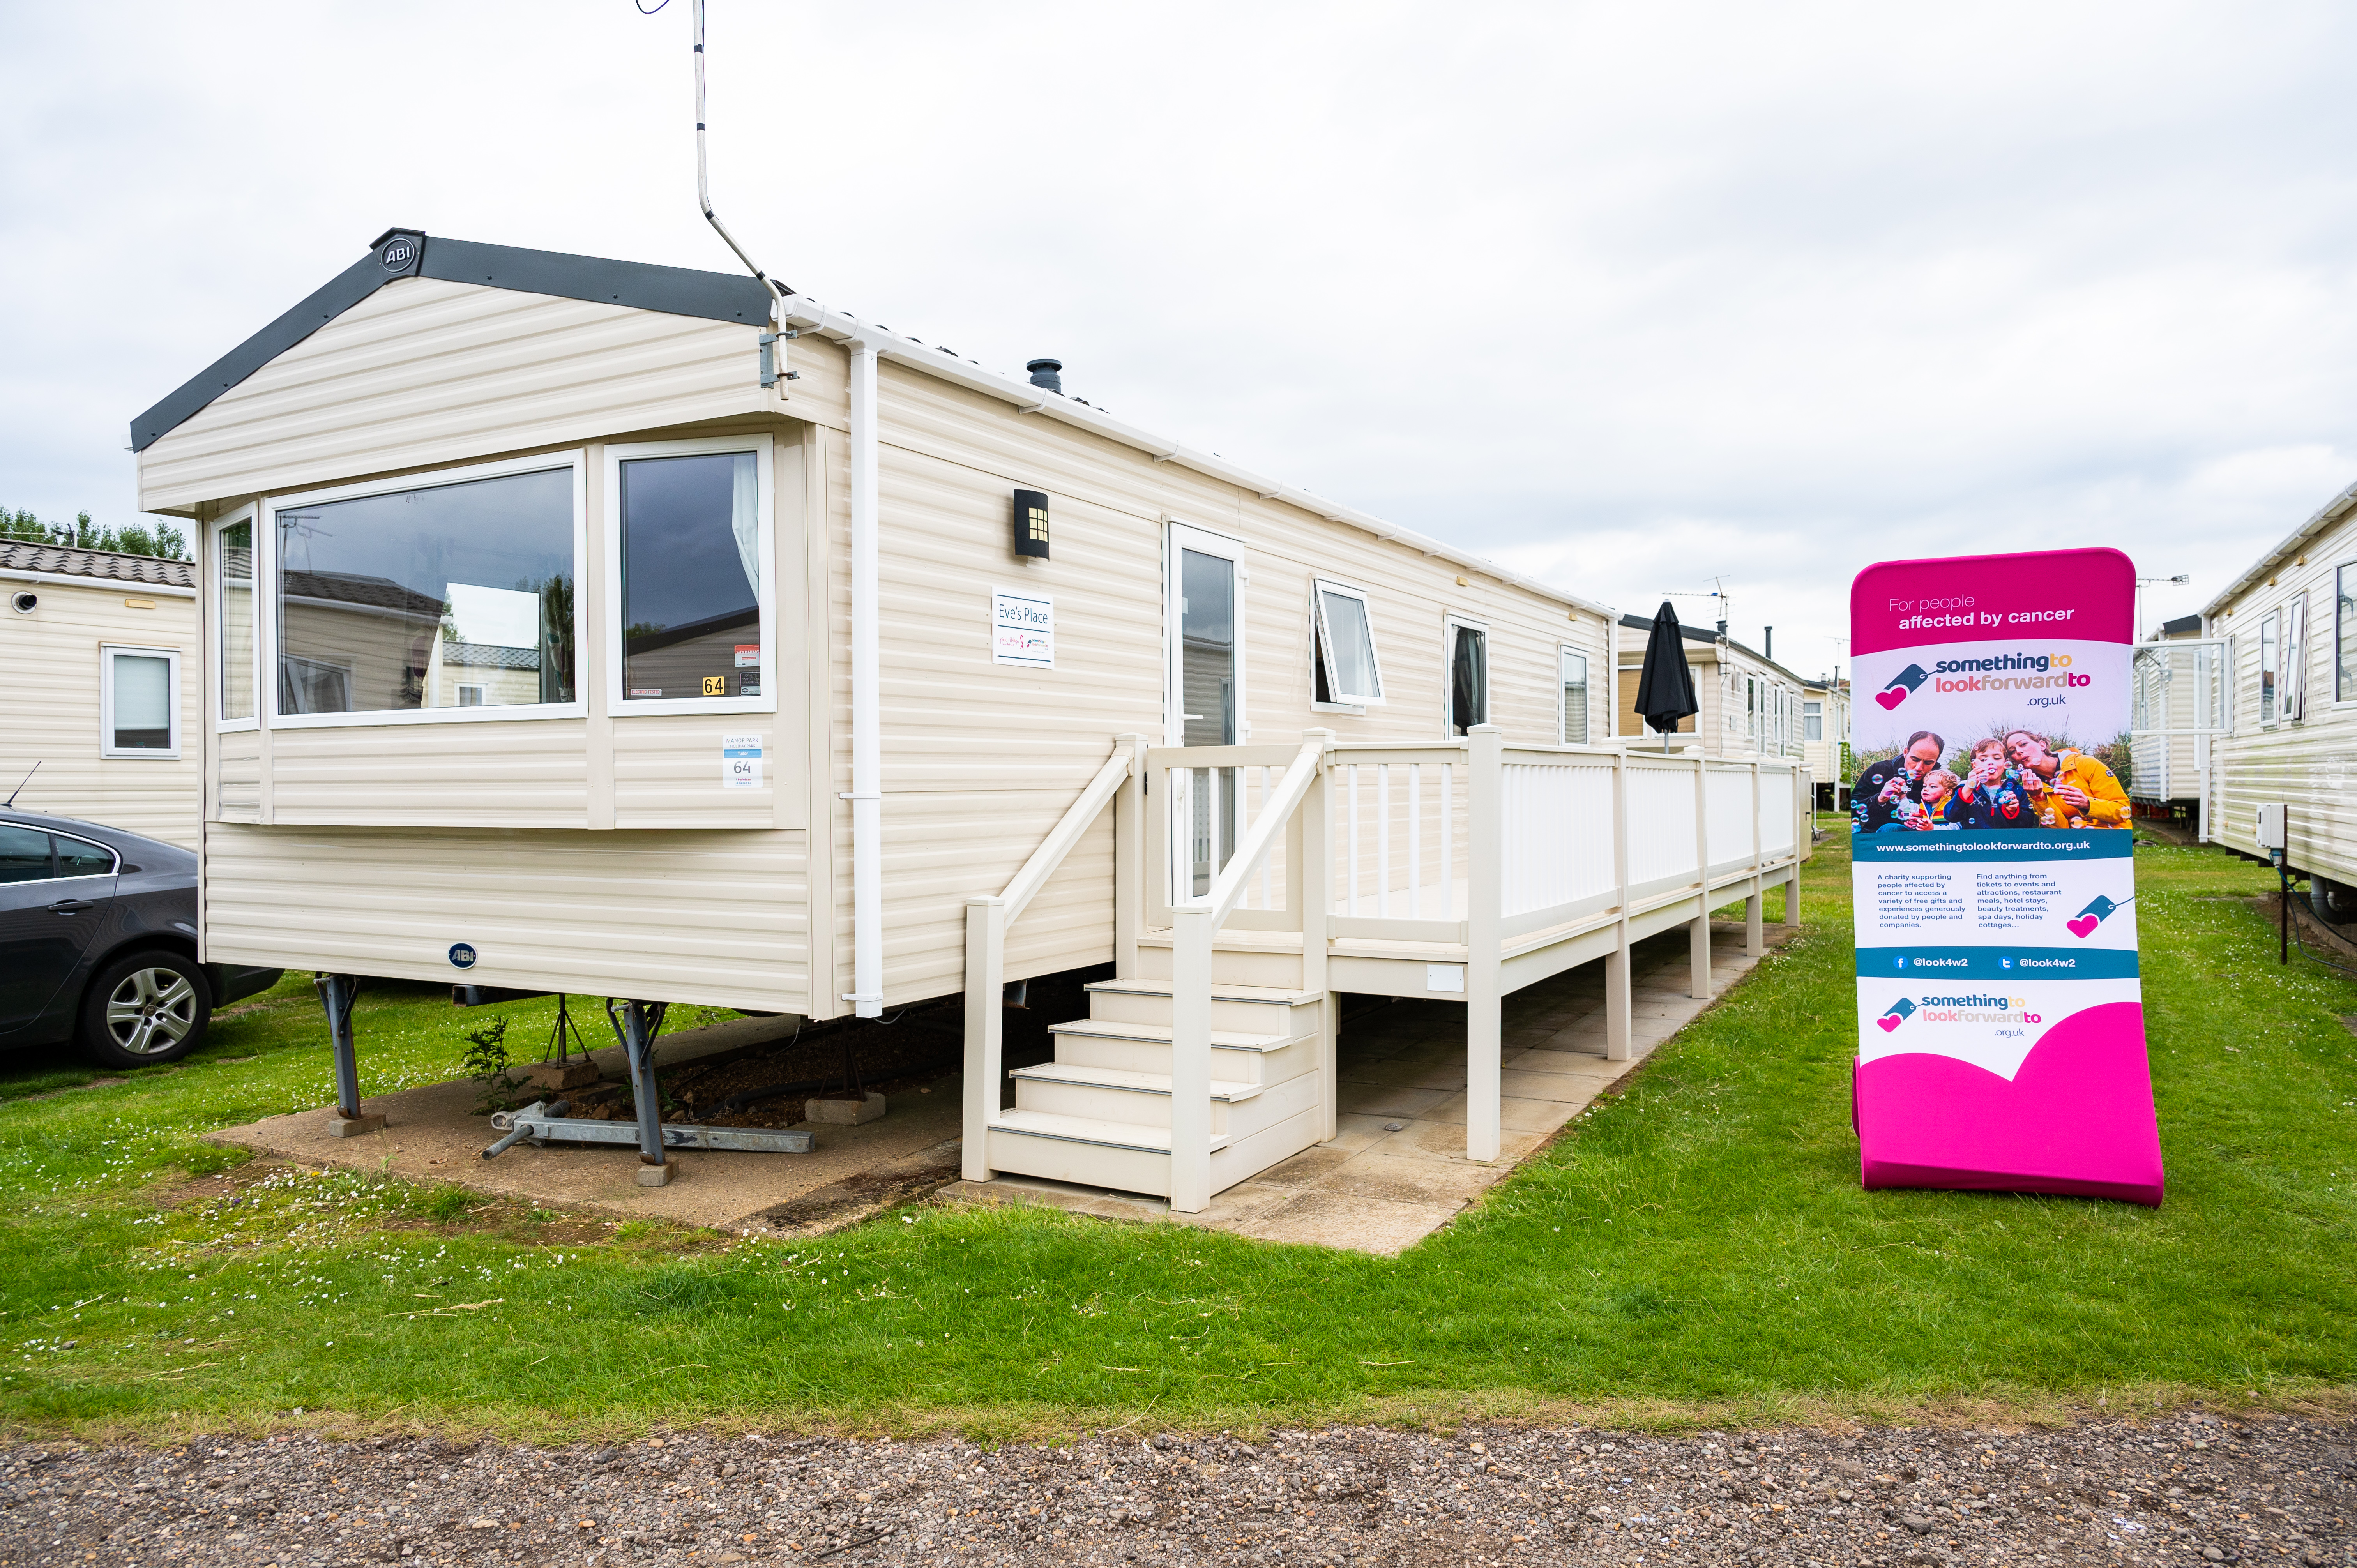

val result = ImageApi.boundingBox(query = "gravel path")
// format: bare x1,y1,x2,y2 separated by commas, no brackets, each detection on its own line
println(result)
6,1411,2349,1566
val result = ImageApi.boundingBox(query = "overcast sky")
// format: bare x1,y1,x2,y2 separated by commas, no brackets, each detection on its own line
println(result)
8,1,2355,673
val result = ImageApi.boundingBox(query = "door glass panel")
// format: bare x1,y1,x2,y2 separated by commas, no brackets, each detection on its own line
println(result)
110,653,173,749
0,828,49,884
1178,546,1237,895
620,452,762,701
219,519,254,721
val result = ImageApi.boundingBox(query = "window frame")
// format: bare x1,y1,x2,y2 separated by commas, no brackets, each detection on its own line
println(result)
2282,590,2308,723
210,504,259,734
260,450,588,730
1309,577,1385,711
1443,614,1490,736
2336,561,2357,707
1804,698,1823,742
2259,609,2280,726
1557,645,1590,745
99,644,181,760
603,435,777,718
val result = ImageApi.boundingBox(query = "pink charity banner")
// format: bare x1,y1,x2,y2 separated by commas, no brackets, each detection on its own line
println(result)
1846,547,2163,1206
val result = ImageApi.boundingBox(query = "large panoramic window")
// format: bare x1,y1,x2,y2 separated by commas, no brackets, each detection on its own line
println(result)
214,512,255,726
615,445,767,705
270,462,578,719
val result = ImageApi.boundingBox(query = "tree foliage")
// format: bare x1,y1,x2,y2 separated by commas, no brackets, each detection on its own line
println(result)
0,506,188,560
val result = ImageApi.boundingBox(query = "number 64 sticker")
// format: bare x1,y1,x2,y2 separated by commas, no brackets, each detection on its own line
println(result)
722,735,763,789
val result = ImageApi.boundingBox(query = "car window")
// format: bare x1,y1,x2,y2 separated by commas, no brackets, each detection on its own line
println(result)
0,826,51,884
55,836,116,877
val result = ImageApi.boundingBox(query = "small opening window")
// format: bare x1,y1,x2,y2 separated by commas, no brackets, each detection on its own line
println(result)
1311,581,1383,707
102,646,178,758
2259,611,2279,724
1449,621,1488,734
214,512,255,726
615,443,769,706
2281,592,2307,722
1559,648,1588,743
1804,699,1823,741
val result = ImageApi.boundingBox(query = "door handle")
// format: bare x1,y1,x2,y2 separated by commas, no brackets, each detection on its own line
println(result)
47,899,97,914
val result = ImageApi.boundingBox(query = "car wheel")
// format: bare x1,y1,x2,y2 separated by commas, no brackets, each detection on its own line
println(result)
79,950,212,1068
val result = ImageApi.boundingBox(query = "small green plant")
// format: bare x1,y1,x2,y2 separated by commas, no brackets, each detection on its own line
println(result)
459,1018,528,1114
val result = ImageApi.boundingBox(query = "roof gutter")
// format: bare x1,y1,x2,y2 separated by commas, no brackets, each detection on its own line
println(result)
777,296,1619,623
2202,478,2357,619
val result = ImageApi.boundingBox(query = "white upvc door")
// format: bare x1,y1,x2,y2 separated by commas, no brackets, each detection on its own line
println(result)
1166,523,1246,899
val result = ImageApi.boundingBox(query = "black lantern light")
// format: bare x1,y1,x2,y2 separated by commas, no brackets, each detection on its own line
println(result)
1012,488,1050,559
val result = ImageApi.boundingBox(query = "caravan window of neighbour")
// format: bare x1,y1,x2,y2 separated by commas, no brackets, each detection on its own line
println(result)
615,445,768,706
272,462,578,718
1804,699,1823,741
101,646,177,757
214,514,255,725
1448,621,1488,734
2259,611,2279,724
2339,564,2356,703
1311,581,1383,706
1559,649,1588,743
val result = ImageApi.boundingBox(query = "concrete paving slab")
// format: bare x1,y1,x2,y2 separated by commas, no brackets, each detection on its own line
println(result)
1229,1190,1466,1255
1335,1082,1452,1119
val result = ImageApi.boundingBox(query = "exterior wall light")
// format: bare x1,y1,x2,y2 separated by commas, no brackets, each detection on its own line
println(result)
1013,489,1050,560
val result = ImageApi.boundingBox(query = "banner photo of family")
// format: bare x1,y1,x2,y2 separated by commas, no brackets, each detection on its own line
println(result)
1846,547,2164,1207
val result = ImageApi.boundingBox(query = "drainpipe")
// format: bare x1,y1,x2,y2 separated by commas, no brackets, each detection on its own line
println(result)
845,340,883,1019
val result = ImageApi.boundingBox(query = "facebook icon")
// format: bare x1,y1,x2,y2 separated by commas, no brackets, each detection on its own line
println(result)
1893,955,1906,971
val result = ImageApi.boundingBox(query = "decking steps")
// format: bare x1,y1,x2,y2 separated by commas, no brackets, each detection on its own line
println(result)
1009,1061,1265,1102
1044,1018,1293,1052
987,1108,1229,1155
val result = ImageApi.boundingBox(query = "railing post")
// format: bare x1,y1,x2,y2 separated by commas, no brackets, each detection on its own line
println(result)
1112,733,1147,978
1689,753,1712,1002
1168,902,1214,1212
1606,747,1632,1063
1465,724,1505,1163
962,896,1006,1183
1746,760,1765,958
1298,730,1336,1143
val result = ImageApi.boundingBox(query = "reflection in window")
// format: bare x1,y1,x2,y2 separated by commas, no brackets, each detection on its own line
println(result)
620,452,761,701
1312,583,1382,706
217,518,254,722
2260,611,2278,724
56,836,114,876
106,650,174,752
0,826,49,884
1560,649,1588,743
1449,624,1487,734
274,468,574,715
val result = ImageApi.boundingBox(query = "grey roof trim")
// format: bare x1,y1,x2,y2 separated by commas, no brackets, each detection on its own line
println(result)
1613,613,1808,684
0,540,196,589
131,231,781,453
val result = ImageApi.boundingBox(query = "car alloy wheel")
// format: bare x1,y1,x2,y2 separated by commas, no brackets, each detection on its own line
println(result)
104,965,201,1056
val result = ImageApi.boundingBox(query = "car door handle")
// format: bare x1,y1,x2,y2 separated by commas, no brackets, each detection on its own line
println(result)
47,899,97,914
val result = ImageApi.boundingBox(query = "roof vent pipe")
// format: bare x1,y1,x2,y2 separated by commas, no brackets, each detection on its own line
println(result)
1026,359,1064,394
1764,626,1773,662
687,0,793,381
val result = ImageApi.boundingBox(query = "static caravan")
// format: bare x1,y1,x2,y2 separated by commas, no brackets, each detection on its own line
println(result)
1,542,204,848
2126,613,2219,832
1799,676,1849,812
133,230,1807,1208
2200,482,2357,921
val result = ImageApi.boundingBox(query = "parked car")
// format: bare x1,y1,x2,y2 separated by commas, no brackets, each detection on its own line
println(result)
0,809,281,1068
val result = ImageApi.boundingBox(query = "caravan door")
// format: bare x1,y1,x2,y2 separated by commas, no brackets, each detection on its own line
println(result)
1167,524,1245,898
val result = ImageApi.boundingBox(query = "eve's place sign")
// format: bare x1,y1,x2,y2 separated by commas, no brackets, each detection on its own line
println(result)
993,588,1054,669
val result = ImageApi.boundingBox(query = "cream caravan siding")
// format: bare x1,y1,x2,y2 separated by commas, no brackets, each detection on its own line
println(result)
0,579,200,846
809,350,1615,1006
2210,508,2357,884
268,720,593,829
137,278,786,514
200,823,809,1011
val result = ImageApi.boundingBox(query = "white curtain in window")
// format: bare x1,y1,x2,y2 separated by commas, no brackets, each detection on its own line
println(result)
111,653,170,741
731,451,761,599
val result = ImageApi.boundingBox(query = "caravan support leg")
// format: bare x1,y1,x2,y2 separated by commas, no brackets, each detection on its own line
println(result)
1687,907,1713,1001
1781,863,1802,930
314,974,383,1136
1745,878,1765,958
607,999,674,1187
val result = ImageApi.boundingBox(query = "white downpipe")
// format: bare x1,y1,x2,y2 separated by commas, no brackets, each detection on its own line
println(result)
846,341,883,1019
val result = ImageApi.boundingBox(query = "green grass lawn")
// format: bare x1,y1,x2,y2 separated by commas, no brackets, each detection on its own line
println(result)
2,825,2353,1440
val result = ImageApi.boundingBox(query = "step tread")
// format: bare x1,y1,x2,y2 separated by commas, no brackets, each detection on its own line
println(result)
1084,980,1323,1005
988,1108,1230,1154
1138,929,1306,951
1010,1061,1263,1101
1047,1017,1298,1051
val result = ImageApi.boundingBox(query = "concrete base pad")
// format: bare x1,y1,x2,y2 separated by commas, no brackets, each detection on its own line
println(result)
325,1114,386,1138
634,1163,675,1187
806,1091,887,1125
521,1059,603,1091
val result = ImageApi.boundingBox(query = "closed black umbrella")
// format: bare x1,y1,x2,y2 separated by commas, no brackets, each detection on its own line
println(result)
1634,600,1699,750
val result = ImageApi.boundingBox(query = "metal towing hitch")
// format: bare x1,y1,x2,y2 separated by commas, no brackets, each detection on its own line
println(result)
481,1100,814,1160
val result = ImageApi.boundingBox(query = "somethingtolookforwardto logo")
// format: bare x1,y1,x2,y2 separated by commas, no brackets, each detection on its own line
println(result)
2065,894,2128,939
1876,997,1917,1033
1874,664,1930,711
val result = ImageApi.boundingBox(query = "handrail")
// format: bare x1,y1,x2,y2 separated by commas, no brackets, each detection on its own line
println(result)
1188,739,1325,930
1000,747,1136,926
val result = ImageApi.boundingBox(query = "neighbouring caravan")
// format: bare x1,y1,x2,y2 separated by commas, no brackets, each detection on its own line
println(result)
2201,483,2357,921
2126,613,2217,832
1613,616,1812,772
1,542,204,847
133,230,1807,1207
1799,675,1849,812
